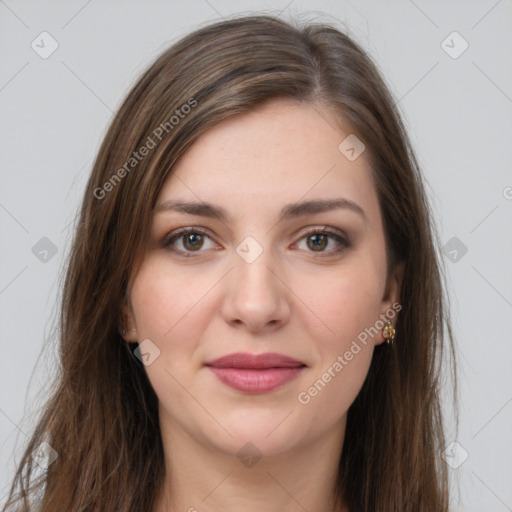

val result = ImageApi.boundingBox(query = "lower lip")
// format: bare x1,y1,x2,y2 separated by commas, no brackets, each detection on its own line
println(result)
207,366,305,393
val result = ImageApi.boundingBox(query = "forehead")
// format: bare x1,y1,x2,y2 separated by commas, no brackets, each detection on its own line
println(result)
157,98,380,224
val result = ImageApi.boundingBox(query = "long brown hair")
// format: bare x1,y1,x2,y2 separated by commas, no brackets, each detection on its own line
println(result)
3,13,457,511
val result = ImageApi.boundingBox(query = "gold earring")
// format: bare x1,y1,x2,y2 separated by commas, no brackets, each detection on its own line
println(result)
383,321,395,345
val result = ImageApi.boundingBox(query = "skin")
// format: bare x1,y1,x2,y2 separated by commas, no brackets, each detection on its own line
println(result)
122,98,403,512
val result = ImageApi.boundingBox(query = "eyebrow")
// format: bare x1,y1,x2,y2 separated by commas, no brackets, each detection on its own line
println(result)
153,197,367,223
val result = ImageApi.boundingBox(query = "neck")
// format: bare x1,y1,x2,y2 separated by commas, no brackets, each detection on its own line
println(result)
153,417,348,512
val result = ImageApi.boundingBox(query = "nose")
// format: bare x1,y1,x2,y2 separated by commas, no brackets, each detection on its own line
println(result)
220,250,291,334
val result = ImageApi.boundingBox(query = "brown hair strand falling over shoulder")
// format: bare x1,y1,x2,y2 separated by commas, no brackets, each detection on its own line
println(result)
3,13,457,512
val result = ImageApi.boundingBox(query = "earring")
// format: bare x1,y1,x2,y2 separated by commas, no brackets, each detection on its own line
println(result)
382,321,395,345
121,328,126,336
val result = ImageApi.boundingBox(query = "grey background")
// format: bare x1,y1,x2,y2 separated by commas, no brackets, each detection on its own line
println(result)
1,1,511,510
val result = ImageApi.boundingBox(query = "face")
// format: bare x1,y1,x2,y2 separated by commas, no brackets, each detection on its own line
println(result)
123,98,402,460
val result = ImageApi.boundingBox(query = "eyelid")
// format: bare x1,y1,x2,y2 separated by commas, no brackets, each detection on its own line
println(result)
290,226,350,256
292,225,347,242
161,227,219,256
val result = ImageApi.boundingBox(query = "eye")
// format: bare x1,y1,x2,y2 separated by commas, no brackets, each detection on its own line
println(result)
161,226,351,258
294,228,351,257
162,228,218,256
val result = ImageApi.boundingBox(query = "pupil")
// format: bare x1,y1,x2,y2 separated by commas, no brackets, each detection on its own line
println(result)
185,233,202,250
309,234,327,251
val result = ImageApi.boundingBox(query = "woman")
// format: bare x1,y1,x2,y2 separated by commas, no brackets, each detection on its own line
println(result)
3,13,457,512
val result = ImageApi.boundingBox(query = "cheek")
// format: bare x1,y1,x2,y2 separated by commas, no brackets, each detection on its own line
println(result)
293,258,384,350
291,260,382,413
297,341,373,430
130,256,216,343
128,260,216,415
294,290,377,425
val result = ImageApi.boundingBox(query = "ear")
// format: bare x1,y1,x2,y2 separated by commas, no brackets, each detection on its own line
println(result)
376,262,405,344
119,299,138,342
381,262,404,309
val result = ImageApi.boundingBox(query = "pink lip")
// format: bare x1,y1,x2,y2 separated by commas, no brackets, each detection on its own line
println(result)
205,352,306,393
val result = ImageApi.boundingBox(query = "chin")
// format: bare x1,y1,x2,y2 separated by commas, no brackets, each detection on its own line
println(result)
199,406,313,458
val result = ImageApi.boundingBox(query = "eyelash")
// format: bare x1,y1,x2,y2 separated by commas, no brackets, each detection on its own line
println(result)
161,226,351,258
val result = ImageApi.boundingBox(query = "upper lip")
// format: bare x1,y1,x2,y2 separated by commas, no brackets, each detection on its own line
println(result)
205,352,306,369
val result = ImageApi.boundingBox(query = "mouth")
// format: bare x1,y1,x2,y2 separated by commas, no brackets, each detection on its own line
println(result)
204,352,307,393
